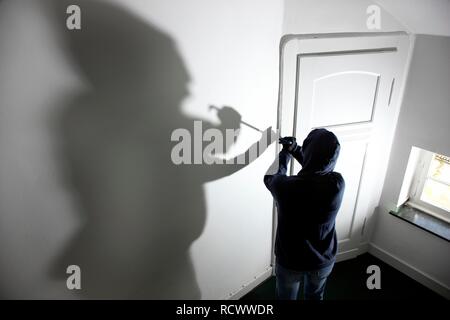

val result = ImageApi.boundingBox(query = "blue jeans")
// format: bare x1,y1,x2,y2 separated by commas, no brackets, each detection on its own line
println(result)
275,262,334,300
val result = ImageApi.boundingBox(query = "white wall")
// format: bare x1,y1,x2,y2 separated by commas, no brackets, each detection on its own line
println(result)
371,35,450,297
0,0,283,299
283,0,406,34
127,0,284,300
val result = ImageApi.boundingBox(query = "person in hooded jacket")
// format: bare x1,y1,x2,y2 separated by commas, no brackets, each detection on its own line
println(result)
264,128,345,300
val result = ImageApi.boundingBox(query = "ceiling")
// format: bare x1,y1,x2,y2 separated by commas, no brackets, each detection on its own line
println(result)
375,0,450,36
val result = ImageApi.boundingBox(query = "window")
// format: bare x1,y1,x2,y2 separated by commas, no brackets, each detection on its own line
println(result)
408,150,450,223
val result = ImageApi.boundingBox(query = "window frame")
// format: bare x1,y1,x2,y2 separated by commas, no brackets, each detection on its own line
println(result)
407,150,450,223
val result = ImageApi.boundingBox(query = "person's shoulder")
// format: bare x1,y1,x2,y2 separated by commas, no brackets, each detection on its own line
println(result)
330,171,345,188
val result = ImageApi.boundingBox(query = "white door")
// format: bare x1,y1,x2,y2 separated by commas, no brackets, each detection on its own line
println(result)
278,33,411,261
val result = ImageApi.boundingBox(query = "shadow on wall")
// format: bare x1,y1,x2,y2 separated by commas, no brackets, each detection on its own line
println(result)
48,0,273,299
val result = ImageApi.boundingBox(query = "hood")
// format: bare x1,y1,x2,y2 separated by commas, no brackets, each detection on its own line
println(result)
298,128,340,175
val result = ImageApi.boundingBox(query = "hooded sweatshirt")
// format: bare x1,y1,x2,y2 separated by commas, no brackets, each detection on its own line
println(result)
264,129,345,271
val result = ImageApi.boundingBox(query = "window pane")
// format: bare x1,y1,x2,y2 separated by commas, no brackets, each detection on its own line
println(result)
427,154,450,185
420,179,450,212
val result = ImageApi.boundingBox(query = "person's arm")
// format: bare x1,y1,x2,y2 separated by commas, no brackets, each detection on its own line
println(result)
290,144,303,166
263,148,291,196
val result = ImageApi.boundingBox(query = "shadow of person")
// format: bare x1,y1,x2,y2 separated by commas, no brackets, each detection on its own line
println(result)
49,0,275,299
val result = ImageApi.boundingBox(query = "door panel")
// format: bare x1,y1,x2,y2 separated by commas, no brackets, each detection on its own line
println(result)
310,71,379,127
333,140,367,242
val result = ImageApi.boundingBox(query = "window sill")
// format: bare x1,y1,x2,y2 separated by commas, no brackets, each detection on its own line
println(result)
389,205,450,242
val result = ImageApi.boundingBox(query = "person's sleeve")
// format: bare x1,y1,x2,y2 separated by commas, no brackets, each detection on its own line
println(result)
290,144,303,166
263,149,291,196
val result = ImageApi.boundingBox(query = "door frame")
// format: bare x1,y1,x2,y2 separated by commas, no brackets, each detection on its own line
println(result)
271,32,413,269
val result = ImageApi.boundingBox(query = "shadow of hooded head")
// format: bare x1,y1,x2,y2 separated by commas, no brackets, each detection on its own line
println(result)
50,0,203,299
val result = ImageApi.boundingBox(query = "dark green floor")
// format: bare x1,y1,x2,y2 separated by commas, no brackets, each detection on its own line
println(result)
242,253,446,300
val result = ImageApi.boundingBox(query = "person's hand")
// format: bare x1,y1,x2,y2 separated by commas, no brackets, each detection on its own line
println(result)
279,136,297,152
217,106,241,130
